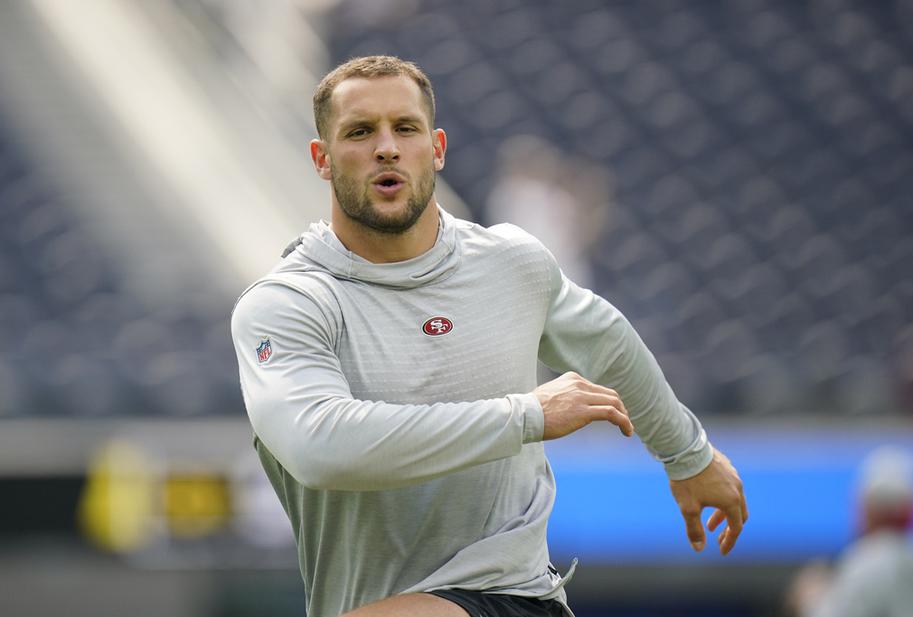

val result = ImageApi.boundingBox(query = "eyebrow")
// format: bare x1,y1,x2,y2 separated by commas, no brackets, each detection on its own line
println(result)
393,114,426,125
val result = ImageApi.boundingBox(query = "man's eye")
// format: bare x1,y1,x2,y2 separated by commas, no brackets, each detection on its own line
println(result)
397,126,417,133
348,128,369,138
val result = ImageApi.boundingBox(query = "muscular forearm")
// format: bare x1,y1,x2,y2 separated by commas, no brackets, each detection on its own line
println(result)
247,389,543,490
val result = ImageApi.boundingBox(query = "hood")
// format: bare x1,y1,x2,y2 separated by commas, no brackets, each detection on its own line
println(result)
275,206,462,289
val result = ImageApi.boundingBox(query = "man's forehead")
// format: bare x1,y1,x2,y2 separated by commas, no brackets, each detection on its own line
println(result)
330,76,427,123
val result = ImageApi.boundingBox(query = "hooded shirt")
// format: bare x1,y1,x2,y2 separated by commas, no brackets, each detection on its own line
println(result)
230,207,713,617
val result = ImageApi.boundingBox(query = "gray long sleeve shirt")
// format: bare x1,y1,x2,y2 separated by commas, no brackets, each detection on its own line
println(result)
230,207,713,617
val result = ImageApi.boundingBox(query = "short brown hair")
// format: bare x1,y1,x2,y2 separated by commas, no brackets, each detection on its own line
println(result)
313,55,436,139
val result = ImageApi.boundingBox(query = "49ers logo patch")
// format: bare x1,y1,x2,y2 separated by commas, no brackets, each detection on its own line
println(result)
422,316,453,336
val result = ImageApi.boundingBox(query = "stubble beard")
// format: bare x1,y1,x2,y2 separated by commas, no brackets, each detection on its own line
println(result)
331,162,436,234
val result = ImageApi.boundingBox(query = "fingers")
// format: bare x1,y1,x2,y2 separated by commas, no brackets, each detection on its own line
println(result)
718,471,748,555
717,505,744,555
706,504,747,555
572,375,622,400
565,375,633,437
682,502,745,556
681,507,706,552
740,490,749,523
706,509,725,532
580,388,632,436
538,373,633,438
670,447,749,557
590,405,634,436
582,390,627,409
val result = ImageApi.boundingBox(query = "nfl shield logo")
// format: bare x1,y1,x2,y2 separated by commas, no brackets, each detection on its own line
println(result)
256,338,272,364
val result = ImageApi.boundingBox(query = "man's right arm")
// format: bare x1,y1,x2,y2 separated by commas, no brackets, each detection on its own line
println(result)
231,281,545,491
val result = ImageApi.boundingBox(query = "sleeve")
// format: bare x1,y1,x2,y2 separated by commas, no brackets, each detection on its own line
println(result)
230,280,544,491
537,251,713,481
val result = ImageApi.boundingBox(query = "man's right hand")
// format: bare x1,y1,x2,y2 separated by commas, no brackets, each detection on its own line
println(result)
534,372,634,440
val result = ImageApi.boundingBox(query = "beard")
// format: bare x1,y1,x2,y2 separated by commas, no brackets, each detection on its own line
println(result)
331,162,436,234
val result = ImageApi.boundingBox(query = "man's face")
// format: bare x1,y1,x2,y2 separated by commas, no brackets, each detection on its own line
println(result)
313,76,446,234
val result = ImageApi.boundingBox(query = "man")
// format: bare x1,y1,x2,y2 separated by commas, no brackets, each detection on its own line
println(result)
787,447,913,617
231,55,748,617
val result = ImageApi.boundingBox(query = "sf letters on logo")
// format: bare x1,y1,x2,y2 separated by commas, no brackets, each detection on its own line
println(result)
422,317,453,336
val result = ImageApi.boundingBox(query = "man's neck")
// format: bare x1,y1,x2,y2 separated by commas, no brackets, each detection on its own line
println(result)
330,202,440,264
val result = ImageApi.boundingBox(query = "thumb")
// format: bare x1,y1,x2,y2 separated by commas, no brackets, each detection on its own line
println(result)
681,506,706,552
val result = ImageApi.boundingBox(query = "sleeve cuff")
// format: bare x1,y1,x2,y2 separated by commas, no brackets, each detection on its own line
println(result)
663,436,714,481
508,393,545,444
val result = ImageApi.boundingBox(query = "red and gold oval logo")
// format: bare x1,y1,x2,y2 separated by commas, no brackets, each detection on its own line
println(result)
422,316,453,336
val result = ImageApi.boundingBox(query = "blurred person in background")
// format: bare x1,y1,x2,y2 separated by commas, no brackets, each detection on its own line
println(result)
231,55,747,617
485,134,610,291
786,447,913,617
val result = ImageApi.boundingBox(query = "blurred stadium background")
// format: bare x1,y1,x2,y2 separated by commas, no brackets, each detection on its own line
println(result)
1,0,912,615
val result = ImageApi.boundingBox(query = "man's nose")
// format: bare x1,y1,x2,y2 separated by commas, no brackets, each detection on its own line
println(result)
374,130,400,162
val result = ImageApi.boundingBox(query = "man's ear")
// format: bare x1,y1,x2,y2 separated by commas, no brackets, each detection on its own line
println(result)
432,128,447,171
310,139,333,181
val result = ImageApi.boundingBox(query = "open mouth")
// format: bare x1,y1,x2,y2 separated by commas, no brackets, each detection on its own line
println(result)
372,172,406,195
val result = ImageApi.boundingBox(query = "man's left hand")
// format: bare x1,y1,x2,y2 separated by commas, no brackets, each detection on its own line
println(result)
669,448,748,555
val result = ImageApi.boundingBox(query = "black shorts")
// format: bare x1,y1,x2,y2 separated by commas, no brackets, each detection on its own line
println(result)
428,589,566,617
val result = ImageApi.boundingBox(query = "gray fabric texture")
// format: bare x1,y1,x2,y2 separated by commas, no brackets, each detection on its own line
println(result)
230,207,713,617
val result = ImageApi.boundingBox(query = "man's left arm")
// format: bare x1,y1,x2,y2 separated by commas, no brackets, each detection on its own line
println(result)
538,257,748,555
